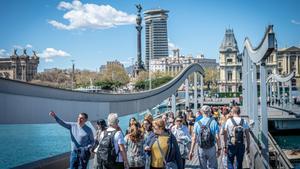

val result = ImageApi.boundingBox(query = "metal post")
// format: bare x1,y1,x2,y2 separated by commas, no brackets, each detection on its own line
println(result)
269,81,272,106
194,72,197,114
149,70,152,90
247,54,252,119
260,61,269,167
200,74,204,107
185,79,189,109
282,82,285,108
171,94,176,114
268,82,272,106
249,59,253,120
252,63,259,137
242,52,248,116
289,80,292,110
277,81,280,106
271,79,276,106
71,60,75,90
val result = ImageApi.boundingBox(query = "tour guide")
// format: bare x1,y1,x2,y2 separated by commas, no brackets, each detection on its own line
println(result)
49,111,94,169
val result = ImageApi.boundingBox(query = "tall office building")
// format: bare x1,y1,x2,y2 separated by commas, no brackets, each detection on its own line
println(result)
144,9,169,70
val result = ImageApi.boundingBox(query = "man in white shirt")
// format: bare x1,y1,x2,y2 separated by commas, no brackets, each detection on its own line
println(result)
97,113,129,169
223,106,250,169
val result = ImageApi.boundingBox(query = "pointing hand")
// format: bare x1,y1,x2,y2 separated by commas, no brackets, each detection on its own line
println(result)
49,111,56,117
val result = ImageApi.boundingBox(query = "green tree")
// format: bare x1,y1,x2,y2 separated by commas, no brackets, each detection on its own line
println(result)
95,64,129,90
134,72,173,90
203,68,219,94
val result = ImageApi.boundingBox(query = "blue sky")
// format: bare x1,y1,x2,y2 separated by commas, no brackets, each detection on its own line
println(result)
0,0,299,72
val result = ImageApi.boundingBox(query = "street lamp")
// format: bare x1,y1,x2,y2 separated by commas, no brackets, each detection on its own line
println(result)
71,60,75,90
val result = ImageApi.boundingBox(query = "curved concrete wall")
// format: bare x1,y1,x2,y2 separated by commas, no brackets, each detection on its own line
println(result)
0,63,204,124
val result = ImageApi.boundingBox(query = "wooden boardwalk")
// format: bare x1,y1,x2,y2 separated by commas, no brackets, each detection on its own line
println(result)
185,151,250,169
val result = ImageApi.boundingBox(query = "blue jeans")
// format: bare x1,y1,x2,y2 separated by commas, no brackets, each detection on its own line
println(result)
70,149,91,169
197,146,218,169
227,144,245,169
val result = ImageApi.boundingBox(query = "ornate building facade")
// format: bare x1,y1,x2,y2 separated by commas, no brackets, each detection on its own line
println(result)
0,49,39,81
218,29,242,93
277,46,300,88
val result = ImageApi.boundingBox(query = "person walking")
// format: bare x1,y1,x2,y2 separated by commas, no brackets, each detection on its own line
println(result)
125,124,145,169
49,111,94,169
93,119,107,169
96,113,129,169
171,115,191,168
189,105,221,169
144,119,183,169
223,106,250,169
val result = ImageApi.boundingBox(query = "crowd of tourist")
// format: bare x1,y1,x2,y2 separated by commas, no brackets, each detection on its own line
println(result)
49,104,250,169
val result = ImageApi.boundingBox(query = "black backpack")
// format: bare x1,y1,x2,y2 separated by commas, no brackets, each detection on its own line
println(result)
97,130,118,164
229,118,244,145
197,118,215,149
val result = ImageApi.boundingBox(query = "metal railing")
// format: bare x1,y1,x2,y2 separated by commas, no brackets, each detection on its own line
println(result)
268,133,295,169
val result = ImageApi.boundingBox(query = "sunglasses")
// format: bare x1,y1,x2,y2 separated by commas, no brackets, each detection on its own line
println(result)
176,120,182,122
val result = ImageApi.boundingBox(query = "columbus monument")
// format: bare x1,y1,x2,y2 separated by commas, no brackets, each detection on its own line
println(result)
133,4,145,77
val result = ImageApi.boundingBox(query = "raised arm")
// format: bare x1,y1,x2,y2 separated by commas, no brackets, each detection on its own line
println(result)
49,111,71,129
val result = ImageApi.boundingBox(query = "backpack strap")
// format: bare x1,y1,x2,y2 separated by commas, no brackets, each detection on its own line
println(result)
239,119,244,126
230,118,238,126
156,138,167,166
197,120,202,126
206,118,213,128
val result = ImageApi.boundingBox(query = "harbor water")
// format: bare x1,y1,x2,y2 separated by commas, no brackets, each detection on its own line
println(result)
0,113,141,169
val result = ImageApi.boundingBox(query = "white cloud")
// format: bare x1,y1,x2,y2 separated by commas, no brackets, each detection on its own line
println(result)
0,49,9,58
39,48,71,62
26,44,33,48
168,42,178,51
13,45,23,49
13,44,33,49
291,19,300,25
49,0,136,30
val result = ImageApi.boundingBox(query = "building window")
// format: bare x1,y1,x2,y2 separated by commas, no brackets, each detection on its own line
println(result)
278,62,282,67
228,86,232,92
240,72,242,80
227,71,232,81
227,59,232,64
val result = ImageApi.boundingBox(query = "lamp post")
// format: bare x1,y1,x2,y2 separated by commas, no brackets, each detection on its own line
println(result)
71,60,75,90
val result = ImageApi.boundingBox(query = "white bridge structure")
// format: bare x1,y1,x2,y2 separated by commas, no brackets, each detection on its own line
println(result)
0,63,205,124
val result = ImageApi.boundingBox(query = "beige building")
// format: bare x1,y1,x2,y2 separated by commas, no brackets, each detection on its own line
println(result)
0,49,39,81
218,29,242,93
150,49,218,76
277,46,300,88
218,29,280,93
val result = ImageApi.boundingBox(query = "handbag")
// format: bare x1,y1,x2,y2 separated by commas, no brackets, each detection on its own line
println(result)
156,138,178,169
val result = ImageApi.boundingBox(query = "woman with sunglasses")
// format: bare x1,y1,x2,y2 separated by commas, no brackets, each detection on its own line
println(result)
171,115,191,168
